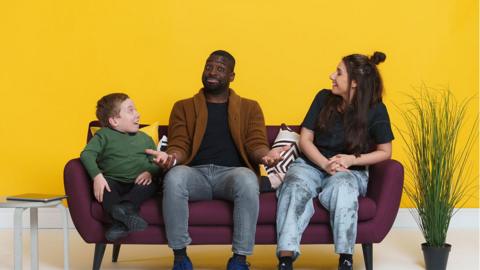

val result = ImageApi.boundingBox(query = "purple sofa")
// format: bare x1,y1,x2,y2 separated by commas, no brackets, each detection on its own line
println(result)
63,121,404,270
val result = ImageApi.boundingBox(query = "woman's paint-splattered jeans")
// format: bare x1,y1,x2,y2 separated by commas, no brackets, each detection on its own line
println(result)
276,158,368,259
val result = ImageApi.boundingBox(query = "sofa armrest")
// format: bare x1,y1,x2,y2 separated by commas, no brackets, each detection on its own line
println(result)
64,158,106,243
366,159,404,241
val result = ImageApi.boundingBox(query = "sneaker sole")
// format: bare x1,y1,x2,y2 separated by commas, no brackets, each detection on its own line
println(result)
105,229,128,241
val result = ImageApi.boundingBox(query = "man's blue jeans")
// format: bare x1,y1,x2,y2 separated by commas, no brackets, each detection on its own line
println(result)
162,164,259,255
276,158,368,258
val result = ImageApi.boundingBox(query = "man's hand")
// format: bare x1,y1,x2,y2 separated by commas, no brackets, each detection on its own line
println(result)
93,173,111,203
135,171,152,185
145,149,177,170
261,145,291,167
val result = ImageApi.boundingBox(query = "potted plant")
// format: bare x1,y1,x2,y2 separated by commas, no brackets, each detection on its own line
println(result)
397,87,477,270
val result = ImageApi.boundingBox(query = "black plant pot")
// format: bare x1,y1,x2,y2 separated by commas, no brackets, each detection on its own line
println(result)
422,243,451,270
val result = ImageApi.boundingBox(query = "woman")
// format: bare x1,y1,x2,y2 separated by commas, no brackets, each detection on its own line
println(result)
276,52,393,270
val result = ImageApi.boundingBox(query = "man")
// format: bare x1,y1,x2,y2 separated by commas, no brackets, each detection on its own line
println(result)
147,50,285,270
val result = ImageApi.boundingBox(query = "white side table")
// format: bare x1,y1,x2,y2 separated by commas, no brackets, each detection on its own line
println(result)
0,196,69,270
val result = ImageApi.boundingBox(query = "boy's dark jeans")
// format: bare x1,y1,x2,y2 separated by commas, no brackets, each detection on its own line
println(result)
102,179,158,215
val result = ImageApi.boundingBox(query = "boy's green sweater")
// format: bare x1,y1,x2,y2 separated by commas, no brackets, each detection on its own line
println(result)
80,127,160,183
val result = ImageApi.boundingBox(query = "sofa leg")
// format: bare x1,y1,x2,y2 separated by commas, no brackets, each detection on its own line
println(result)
112,244,121,262
93,243,106,270
362,243,373,270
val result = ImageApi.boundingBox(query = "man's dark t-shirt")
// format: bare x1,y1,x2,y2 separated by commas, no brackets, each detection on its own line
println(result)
189,102,245,167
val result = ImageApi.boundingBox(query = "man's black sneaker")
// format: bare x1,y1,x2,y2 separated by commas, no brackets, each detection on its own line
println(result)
226,256,250,270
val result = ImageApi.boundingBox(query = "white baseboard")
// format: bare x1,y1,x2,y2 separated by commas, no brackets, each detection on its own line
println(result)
393,208,479,229
0,208,478,229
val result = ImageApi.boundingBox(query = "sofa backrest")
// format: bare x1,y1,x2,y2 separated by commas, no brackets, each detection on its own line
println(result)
87,121,300,145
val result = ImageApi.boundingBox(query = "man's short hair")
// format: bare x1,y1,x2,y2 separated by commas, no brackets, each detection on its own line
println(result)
96,93,129,127
210,50,235,70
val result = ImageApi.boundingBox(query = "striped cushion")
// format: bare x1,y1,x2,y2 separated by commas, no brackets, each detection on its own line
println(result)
265,124,300,189
157,135,168,151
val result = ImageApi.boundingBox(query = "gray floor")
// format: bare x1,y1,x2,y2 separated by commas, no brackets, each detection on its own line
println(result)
0,228,478,270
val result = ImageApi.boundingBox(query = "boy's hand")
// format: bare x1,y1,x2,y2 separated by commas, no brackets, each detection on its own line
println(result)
145,149,177,170
93,174,111,202
135,171,152,185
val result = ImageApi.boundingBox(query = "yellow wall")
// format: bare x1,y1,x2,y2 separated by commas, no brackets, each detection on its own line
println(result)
0,0,478,207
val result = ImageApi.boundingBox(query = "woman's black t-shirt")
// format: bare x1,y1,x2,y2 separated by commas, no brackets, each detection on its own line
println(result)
301,89,394,170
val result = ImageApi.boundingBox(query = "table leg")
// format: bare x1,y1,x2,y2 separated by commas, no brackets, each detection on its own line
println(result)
57,204,69,270
14,208,24,270
30,208,38,270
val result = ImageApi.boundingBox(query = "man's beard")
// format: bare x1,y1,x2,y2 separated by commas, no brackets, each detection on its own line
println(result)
202,76,229,95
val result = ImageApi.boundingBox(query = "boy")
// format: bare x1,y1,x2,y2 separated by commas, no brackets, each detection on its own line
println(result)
80,93,166,241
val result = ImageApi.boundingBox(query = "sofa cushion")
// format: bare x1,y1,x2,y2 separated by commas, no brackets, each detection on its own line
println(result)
92,192,376,225
91,195,238,226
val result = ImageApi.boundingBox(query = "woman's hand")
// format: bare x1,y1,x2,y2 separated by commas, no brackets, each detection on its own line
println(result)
322,159,348,175
330,154,356,169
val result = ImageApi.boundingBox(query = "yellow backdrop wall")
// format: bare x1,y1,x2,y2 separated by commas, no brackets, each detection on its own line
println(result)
0,0,478,207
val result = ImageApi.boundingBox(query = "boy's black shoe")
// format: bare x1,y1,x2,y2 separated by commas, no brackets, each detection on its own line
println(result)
111,203,148,232
105,222,128,241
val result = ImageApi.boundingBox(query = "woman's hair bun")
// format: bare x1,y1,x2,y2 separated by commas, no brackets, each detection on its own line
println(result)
370,51,386,65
